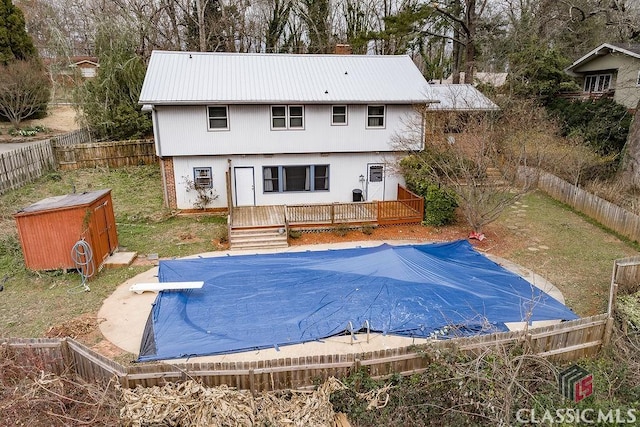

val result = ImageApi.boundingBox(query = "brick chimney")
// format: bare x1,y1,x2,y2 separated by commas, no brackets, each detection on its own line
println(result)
334,44,353,55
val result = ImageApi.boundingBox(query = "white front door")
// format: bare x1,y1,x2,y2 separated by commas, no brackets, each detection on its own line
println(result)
234,167,255,206
366,163,385,201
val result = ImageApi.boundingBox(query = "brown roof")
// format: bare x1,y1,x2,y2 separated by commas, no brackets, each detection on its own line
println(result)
15,189,111,215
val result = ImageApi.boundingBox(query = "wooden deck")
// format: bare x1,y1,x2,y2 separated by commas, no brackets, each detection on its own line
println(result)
231,205,285,228
230,185,424,230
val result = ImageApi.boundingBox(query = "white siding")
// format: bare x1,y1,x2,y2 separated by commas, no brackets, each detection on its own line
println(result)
172,153,407,209
154,104,422,156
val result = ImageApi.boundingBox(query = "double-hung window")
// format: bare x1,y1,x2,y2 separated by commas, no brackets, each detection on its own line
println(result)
263,165,329,192
332,105,347,125
367,105,385,128
207,106,229,130
271,105,304,129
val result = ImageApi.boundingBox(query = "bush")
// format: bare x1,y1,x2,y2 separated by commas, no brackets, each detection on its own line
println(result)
546,98,632,156
423,183,458,226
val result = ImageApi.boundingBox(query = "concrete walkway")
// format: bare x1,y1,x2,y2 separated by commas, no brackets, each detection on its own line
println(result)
98,240,567,364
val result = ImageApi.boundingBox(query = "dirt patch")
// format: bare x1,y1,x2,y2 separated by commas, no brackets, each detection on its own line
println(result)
0,104,80,142
45,313,104,340
288,221,517,256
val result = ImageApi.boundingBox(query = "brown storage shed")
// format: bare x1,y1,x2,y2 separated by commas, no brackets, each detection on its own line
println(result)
14,189,119,271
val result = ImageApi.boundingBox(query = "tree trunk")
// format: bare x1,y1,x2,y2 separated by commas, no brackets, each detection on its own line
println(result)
463,0,476,84
621,101,640,187
195,0,207,51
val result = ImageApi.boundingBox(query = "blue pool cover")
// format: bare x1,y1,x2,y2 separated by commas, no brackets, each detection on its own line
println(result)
137,240,578,361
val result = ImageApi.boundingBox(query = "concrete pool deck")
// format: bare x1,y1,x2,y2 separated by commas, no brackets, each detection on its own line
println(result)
98,240,566,364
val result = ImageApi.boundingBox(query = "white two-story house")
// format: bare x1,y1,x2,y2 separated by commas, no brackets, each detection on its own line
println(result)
139,51,491,211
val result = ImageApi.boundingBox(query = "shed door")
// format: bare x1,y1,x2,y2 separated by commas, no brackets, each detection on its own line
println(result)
94,201,115,261
234,167,255,206
366,163,385,201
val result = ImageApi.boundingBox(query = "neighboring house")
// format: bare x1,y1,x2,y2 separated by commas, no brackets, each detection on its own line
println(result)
565,43,640,110
69,56,99,78
440,72,508,87
139,51,496,211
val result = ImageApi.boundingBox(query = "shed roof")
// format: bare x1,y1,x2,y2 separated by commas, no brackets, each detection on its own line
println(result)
139,51,438,105
14,189,111,215
565,43,640,75
426,84,499,111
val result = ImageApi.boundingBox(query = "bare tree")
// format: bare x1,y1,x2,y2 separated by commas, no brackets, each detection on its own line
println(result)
396,95,550,236
0,60,51,127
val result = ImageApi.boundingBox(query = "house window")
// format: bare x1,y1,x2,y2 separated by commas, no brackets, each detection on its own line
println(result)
271,106,286,128
193,167,213,188
263,165,329,192
271,105,304,129
637,71,640,86
369,165,383,182
207,106,228,130
332,105,347,125
583,74,612,93
263,166,279,192
367,105,385,128
289,106,304,128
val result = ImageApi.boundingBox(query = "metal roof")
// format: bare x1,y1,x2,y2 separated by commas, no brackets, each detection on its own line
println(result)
426,84,499,111
139,51,438,105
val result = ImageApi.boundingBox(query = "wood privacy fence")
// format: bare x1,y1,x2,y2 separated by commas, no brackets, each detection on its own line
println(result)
0,130,157,193
53,139,157,170
522,167,640,243
1,313,610,393
0,141,56,195
50,128,92,146
613,255,640,295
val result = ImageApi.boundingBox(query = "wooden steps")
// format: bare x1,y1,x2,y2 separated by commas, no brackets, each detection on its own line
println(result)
229,226,289,250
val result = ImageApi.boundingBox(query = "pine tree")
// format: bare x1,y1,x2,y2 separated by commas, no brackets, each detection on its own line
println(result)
0,0,36,65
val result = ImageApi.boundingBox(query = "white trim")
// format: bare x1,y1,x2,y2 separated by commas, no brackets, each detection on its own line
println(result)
270,105,305,130
366,105,386,129
566,43,640,75
206,105,229,131
331,105,348,126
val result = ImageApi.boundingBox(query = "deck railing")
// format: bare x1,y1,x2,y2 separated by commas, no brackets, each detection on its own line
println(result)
377,185,424,225
284,185,423,228
286,202,377,226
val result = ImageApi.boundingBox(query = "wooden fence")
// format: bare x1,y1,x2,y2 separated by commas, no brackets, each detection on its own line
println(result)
53,139,157,170
50,128,92,146
613,255,640,295
0,141,56,195
522,167,640,243
1,313,610,393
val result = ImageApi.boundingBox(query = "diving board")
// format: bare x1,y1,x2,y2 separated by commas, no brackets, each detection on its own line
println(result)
129,281,204,294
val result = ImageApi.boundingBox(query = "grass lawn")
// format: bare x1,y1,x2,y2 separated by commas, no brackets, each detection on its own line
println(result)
0,164,637,340
0,165,227,338
488,192,639,315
